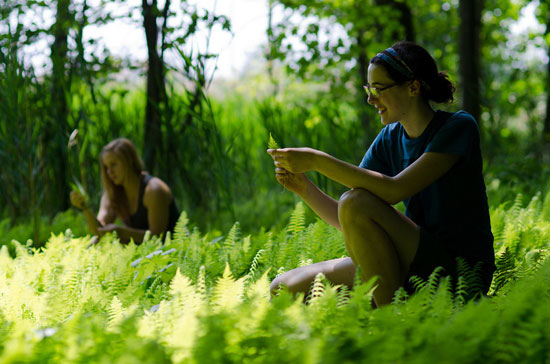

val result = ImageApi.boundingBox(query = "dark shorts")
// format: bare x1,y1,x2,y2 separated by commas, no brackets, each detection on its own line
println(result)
403,228,494,296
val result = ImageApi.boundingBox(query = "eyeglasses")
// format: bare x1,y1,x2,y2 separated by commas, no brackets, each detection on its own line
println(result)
363,83,398,98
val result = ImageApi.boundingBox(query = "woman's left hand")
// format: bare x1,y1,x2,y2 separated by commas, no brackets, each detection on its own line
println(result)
267,147,318,174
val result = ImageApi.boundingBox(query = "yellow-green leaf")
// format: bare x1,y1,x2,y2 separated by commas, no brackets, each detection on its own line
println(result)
268,133,280,149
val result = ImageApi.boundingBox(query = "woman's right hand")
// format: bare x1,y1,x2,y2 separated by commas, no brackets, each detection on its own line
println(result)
275,167,309,195
70,190,87,210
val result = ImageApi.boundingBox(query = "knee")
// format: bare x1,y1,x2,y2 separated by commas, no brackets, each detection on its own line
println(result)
270,269,309,296
338,188,379,224
270,272,298,296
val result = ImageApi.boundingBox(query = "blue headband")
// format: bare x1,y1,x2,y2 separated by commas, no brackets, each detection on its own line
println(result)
375,48,415,80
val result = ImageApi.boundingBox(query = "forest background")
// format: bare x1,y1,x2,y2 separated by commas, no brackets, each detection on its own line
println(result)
2,0,550,246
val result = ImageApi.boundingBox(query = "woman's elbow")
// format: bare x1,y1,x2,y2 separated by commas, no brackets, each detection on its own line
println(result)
384,179,409,205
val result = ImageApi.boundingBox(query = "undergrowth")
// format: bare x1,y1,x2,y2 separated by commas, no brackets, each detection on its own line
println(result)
0,193,550,363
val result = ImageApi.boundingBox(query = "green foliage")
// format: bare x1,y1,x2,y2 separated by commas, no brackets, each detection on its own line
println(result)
3,1,550,360
0,209,88,255
268,132,280,149
1,188,550,362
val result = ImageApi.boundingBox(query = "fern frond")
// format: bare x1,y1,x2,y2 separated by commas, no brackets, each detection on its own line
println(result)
170,268,202,315
107,296,125,332
453,258,485,303
173,211,190,245
268,132,280,149
408,275,426,292
246,270,271,301
287,202,306,236
425,266,445,297
336,284,351,307
491,247,517,294
211,263,244,312
509,193,523,218
392,287,409,305
196,265,207,300
523,249,550,272
244,249,265,286
276,266,286,277
306,272,326,305
224,222,241,251
169,268,193,297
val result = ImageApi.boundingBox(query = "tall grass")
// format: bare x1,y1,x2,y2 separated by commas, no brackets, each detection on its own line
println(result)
3,41,550,242
0,43,51,245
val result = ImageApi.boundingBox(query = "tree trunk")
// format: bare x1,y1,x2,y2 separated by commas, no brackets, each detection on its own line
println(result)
374,0,415,41
48,0,71,212
142,0,166,173
459,0,483,125
356,31,371,133
542,13,550,145
359,1,415,139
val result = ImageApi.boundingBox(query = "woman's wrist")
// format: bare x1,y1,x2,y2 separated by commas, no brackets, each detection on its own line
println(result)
297,174,315,198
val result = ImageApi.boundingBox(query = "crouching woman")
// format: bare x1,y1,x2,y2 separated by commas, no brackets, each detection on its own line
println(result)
267,41,495,307
71,138,179,244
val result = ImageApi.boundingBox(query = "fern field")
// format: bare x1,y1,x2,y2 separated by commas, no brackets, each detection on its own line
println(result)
1,193,550,363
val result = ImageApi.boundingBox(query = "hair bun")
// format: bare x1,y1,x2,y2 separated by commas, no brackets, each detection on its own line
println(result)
425,71,455,103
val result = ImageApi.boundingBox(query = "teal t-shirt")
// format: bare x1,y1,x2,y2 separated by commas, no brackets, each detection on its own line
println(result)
360,110,495,267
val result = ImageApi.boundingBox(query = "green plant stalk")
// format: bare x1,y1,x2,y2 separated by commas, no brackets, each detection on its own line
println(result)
68,129,89,204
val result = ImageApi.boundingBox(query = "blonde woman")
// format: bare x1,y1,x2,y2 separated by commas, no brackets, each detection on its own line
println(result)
70,138,179,244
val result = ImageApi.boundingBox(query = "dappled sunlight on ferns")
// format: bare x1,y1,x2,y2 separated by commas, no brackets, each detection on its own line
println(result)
0,193,550,362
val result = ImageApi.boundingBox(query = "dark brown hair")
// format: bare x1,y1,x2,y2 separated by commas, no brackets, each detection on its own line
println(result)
371,41,455,103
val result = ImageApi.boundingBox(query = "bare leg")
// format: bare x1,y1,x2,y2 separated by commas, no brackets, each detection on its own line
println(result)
270,188,419,306
338,188,420,306
270,257,355,296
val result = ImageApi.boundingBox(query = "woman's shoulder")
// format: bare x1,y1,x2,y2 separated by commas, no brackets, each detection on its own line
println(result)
143,175,173,203
443,110,477,125
437,110,479,133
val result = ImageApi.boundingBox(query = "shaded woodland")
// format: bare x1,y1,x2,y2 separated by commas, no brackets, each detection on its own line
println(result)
2,0,550,242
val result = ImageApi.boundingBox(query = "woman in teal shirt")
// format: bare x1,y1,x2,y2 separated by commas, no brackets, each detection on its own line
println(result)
267,41,495,307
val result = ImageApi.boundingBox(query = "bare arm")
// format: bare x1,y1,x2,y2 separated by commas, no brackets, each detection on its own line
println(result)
104,225,147,244
99,178,172,244
95,193,145,244
71,191,113,236
269,148,460,205
97,193,116,226
275,169,341,230
143,177,172,236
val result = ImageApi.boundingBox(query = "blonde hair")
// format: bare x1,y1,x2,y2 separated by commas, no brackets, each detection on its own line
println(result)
99,138,143,222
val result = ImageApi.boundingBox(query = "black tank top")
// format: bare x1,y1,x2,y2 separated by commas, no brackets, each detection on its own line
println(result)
128,174,179,234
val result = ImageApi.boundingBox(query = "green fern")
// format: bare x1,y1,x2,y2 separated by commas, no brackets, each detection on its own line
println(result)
287,202,306,236
454,258,485,303
392,287,409,305
244,249,265,286
268,132,280,149
107,296,125,332
196,265,207,300
211,263,244,312
224,222,241,251
5,191,550,362
491,247,517,293
306,272,326,305
336,284,351,307
173,211,190,246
